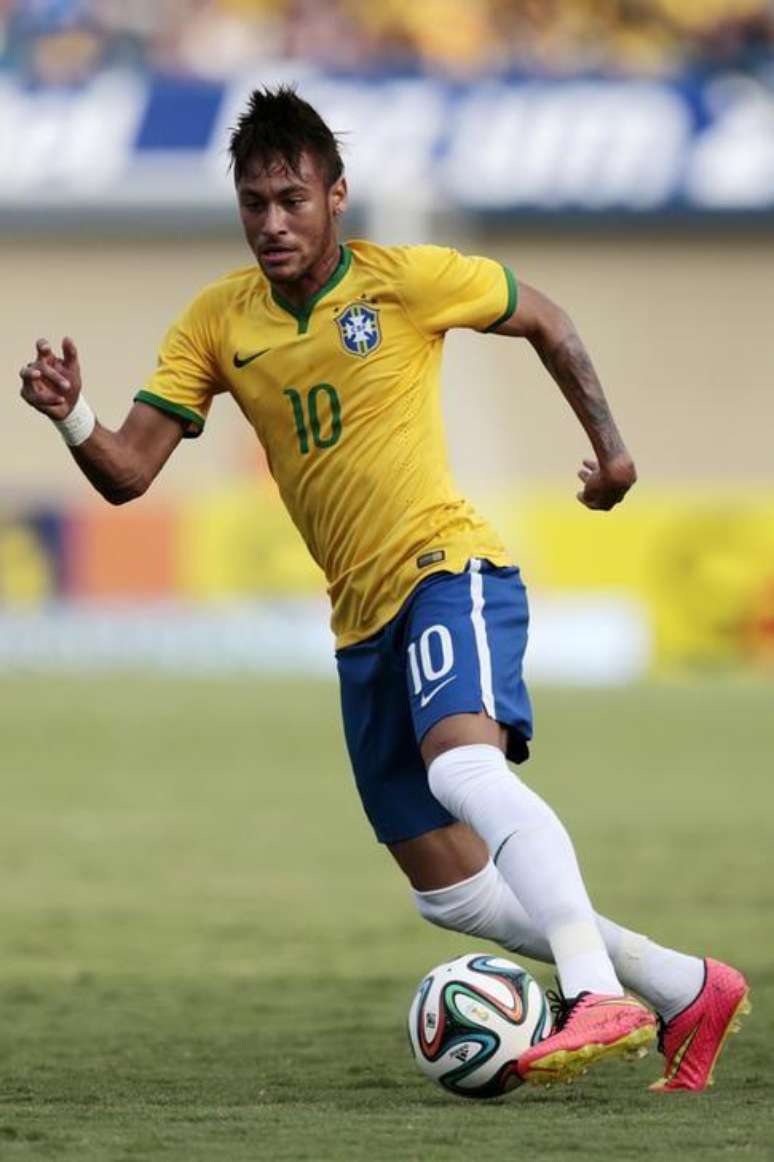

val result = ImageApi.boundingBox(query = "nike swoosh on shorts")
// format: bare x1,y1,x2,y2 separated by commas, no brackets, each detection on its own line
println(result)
419,675,456,708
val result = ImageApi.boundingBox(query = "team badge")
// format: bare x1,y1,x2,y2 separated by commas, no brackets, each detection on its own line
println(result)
336,302,381,358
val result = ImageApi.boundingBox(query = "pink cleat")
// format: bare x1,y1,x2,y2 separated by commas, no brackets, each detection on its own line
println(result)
650,958,750,1092
517,991,657,1085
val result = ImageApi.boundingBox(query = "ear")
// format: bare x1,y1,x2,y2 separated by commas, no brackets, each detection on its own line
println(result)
330,176,348,218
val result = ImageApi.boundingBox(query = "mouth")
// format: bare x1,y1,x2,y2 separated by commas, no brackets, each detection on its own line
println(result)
260,246,296,266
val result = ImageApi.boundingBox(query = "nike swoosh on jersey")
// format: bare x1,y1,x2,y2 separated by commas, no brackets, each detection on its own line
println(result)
233,349,270,368
419,675,457,708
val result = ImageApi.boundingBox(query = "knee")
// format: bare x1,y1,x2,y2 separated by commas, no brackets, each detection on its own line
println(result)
427,744,556,854
413,860,502,937
427,743,509,823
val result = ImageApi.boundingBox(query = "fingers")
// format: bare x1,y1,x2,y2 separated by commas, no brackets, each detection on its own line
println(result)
35,337,56,364
577,493,604,511
19,364,66,408
577,458,598,483
20,364,62,396
33,336,78,372
20,337,77,416
576,490,621,512
62,336,78,368
576,454,632,511
33,359,70,392
20,356,71,395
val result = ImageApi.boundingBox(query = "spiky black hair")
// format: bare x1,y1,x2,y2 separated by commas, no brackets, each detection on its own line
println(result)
229,84,344,187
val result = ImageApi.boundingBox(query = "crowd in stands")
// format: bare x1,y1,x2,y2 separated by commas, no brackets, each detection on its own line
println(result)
1,0,772,85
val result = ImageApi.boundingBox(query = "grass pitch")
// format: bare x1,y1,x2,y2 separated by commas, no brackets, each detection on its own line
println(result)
0,675,772,1161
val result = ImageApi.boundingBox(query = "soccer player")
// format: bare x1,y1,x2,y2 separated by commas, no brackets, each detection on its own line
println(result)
19,86,748,1090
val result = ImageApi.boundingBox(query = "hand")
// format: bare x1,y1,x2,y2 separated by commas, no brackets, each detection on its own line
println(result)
19,337,83,422
576,455,637,511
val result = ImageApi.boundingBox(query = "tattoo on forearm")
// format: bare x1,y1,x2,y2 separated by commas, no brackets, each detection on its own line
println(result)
539,331,627,461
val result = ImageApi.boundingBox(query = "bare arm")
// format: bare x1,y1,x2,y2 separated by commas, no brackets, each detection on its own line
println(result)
19,337,184,504
493,282,636,510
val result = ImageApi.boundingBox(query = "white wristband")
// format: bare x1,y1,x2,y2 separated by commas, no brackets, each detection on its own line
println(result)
53,395,96,447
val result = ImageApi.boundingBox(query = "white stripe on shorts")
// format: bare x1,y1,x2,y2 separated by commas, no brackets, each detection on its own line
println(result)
468,558,495,718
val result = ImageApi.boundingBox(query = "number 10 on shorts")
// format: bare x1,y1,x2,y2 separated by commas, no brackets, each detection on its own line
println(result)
407,624,455,696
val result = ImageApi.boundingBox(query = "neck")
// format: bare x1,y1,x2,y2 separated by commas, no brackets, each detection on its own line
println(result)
271,237,341,309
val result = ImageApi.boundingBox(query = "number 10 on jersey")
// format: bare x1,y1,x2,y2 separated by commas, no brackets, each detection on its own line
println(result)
284,384,342,454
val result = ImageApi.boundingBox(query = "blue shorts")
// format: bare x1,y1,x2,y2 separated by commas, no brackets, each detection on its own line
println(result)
336,559,533,844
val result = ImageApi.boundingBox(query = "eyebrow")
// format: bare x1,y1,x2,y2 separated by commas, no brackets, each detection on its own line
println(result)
239,182,309,199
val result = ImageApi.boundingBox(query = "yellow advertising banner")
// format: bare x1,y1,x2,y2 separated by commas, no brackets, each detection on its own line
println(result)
3,489,772,671
176,482,324,600
0,521,55,605
491,492,774,669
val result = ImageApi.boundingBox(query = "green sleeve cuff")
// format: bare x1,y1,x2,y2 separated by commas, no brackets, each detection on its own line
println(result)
484,265,518,332
134,390,205,438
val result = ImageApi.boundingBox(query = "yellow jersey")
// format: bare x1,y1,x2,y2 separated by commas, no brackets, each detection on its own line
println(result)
136,240,517,648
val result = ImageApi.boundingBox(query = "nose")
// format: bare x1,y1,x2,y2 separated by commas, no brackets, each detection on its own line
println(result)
262,202,287,237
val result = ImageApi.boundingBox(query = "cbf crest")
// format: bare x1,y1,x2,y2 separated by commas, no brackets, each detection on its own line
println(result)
336,302,381,358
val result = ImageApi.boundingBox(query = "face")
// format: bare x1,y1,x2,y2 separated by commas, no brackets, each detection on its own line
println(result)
236,151,347,285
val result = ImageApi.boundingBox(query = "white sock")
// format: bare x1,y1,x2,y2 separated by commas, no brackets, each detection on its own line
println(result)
414,860,704,1021
427,744,622,997
595,918,704,1023
414,860,548,954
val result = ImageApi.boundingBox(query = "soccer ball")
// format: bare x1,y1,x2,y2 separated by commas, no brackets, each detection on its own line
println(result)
408,953,550,1099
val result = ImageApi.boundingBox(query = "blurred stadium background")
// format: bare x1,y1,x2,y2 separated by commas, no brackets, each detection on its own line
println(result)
2,0,773,680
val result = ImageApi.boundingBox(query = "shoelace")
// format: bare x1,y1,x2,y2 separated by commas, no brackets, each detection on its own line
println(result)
545,987,591,1032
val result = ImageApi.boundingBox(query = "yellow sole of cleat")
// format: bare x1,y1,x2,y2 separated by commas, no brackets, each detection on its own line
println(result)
522,1024,657,1086
650,988,752,1093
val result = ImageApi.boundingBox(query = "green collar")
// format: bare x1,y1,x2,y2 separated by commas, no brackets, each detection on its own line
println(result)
271,244,352,335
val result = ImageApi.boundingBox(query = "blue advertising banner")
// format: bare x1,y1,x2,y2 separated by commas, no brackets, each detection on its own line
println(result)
1,67,773,215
